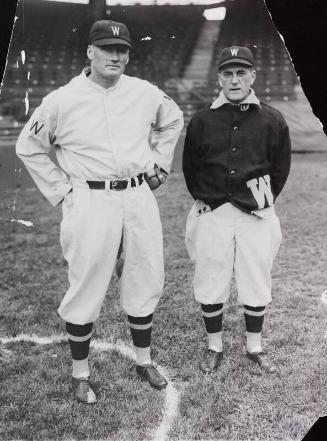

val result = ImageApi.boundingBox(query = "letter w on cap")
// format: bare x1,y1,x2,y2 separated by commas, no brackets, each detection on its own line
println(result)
231,48,239,56
111,26,120,36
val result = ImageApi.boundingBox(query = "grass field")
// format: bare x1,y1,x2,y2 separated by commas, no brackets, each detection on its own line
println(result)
0,153,327,440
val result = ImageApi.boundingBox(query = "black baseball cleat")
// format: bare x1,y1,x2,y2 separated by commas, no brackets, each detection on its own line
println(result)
199,349,223,373
71,377,97,404
246,352,277,373
136,364,168,390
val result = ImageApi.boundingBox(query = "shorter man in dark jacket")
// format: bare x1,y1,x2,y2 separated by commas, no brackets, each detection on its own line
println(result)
183,46,291,373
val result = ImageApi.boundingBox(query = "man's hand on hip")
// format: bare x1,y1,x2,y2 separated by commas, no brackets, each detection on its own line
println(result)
144,164,167,191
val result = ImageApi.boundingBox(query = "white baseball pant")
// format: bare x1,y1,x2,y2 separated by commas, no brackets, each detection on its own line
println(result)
185,201,282,306
58,180,164,324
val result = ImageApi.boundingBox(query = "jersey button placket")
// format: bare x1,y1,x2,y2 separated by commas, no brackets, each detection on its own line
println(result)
105,90,119,178
232,120,239,167
229,119,238,199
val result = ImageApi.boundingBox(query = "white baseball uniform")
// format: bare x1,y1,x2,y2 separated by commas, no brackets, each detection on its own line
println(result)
16,69,183,324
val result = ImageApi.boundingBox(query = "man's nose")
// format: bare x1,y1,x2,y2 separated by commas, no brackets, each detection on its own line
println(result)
108,50,119,61
231,74,239,84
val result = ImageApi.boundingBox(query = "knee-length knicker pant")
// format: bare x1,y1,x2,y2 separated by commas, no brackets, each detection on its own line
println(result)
58,180,164,325
185,201,282,307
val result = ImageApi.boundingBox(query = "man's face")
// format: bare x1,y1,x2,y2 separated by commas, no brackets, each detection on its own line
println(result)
87,44,129,82
218,64,256,103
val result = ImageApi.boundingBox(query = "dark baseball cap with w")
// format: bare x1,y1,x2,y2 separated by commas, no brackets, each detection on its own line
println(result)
218,46,254,69
89,20,132,48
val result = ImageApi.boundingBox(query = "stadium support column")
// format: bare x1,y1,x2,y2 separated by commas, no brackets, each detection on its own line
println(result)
89,0,106,22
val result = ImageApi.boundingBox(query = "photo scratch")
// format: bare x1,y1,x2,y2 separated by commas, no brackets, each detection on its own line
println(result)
0,217,34,228
24,90,29,115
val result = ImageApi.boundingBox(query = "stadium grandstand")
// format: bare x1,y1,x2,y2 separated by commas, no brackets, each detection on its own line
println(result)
1,0,297,124
0,0,325,189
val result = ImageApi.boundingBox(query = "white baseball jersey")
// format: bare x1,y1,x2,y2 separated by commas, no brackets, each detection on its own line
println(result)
16,69,184,206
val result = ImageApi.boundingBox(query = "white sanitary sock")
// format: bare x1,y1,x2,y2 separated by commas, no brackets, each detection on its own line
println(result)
246,332,262,354
135,346,152,366
208,331,223,352
72,357,90,379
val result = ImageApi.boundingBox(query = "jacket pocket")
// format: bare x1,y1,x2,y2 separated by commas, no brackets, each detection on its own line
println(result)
194,200,212,217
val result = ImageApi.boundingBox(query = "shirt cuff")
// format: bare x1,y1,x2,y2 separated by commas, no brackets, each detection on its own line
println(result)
49,183,73,207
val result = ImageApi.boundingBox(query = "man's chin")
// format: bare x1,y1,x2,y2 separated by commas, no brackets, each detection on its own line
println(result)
227,93,245,104
102,71,122,81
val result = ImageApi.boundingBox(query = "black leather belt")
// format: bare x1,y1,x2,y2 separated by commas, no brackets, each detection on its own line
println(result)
87,173,143,190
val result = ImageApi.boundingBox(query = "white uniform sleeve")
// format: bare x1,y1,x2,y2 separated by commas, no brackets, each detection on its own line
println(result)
150,92,184,173
16,98,72,206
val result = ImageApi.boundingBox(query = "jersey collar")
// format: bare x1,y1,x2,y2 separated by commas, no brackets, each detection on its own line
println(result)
210,89,261,110
80,67,123,91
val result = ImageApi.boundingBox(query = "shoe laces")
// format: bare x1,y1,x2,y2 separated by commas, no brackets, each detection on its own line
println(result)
79,378,91,393
205,349,217,357
141,364,159,376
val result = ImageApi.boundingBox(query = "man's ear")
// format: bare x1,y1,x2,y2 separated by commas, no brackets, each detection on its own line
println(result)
87,45,93,61
218,73,222,88
250,69,256,85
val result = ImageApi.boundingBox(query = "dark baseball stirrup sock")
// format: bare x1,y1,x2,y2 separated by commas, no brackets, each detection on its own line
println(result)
244,305,266,353
201,303,224,352
128,314,153,366
66,322,93,378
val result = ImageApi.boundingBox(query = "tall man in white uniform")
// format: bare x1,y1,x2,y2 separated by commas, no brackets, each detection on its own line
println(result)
183,46,291,373
16,20,183,403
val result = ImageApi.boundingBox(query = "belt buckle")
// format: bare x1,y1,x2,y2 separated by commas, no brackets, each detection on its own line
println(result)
111,179,126,191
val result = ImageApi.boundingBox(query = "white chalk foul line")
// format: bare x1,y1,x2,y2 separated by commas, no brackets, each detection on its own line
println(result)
0,334,180,441
0,333,66,345
151,367,180,441
91,339,180,441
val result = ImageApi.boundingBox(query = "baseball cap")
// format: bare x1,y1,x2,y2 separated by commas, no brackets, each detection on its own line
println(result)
89,20,132,48
218,46,254,69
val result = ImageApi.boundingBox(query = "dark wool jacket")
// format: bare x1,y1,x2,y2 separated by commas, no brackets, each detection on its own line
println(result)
182,100,291,214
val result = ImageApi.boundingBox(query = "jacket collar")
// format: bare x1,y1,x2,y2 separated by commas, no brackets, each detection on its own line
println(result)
210,89,261,110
